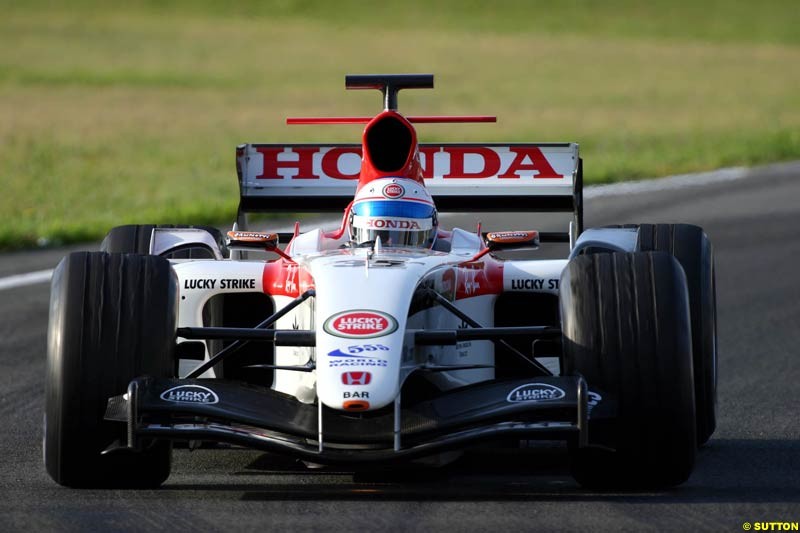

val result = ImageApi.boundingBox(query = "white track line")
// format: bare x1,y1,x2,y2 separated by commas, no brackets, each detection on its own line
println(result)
0,269,53,291
584,166,750,199
0,161,794,292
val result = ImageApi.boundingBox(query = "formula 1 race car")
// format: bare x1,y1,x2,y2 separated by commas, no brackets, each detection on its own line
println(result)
44,74,717,489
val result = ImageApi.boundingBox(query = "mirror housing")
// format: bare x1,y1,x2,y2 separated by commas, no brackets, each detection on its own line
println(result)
484,230,540,251
227,231,280,250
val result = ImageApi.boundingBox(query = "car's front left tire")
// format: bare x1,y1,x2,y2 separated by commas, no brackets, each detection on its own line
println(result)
561,251,697,489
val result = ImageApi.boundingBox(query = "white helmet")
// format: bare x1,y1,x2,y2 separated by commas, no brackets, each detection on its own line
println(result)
349,178,437,248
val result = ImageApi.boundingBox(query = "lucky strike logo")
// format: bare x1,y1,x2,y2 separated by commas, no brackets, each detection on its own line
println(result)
160,385,219,404
323,310,398,339
506,383,566,403
382,183,405,199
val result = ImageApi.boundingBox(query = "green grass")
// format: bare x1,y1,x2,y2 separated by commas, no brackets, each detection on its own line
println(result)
1,1,799,249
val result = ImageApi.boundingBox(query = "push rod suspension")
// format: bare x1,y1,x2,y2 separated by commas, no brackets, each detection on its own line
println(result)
425,289,554,376
183,289,315,379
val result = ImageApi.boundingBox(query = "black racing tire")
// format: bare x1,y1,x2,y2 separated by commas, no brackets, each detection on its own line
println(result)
634,224,717,445
44,252,178,488
100,224,226,259
561,252,696,489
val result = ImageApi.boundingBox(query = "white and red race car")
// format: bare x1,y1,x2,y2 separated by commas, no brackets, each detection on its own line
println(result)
44,74,716,489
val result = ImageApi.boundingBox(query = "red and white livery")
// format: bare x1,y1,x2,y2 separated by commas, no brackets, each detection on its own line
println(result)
44,74,716,491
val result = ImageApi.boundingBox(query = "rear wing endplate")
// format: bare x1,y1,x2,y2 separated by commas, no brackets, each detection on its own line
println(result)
236,143,583,232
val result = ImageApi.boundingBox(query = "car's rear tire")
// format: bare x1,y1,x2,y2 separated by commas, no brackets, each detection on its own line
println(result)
561,252,696,489
44,252,178,488
100,224,226,258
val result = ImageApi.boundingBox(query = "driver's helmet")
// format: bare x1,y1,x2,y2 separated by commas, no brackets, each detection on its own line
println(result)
349,177,437,248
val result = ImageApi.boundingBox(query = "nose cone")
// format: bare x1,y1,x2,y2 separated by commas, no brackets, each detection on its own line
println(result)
358,111,423,189
309,253,426,412
316,309,404,412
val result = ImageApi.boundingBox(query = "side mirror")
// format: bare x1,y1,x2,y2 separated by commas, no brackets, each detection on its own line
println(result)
484,230,540,251
227,231,280,250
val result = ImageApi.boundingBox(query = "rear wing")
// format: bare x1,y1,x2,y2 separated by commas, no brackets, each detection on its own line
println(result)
236,142,583,233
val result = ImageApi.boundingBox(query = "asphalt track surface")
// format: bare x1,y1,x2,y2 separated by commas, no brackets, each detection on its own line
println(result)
1,162,799,531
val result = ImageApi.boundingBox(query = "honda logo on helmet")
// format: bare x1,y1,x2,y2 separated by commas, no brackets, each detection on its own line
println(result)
341,372,372,385
366,219,422,229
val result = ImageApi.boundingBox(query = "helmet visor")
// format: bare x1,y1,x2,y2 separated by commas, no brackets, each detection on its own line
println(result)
351,215,434,248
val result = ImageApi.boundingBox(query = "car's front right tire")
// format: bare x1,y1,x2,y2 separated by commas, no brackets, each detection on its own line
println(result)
44,252,178,488
100,224,226,258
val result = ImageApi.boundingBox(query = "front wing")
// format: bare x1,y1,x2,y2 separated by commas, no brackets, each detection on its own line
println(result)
105,376,592,464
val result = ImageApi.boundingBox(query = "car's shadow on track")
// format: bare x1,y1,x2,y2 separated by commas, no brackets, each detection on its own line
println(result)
164,438,800,503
